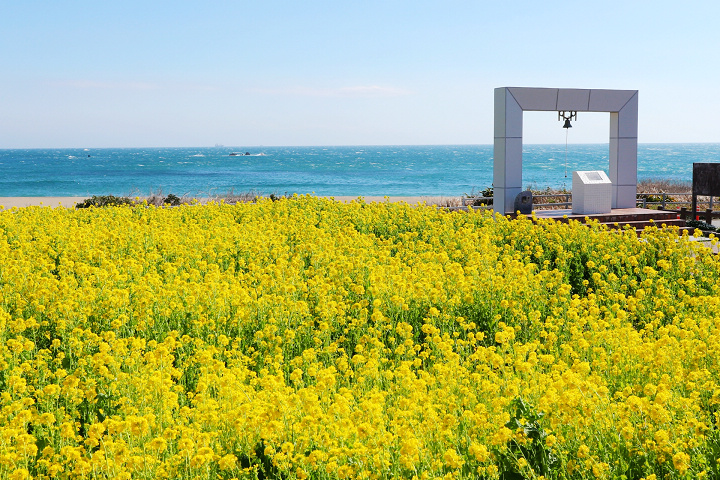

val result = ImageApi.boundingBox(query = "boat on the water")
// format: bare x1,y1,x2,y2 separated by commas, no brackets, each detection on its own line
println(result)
229,152,266,156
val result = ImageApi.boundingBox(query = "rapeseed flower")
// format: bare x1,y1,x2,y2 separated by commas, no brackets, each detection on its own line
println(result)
0,198,717,478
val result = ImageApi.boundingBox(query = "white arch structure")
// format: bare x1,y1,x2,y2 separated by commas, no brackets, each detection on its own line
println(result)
494,87,638,214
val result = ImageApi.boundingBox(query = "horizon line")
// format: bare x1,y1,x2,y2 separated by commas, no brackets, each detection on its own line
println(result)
3,141,720,150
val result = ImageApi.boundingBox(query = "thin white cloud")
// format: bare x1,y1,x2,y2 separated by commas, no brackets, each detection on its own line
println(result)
251,85,414,98
336,85,414,97
49,80,222,92
54,80,160,90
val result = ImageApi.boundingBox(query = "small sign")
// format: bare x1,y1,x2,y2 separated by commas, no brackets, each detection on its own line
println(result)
692,163,720,216
693,163,720,197
577,170,610,184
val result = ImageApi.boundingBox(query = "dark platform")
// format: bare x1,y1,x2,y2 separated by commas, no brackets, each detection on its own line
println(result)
525,208,689,233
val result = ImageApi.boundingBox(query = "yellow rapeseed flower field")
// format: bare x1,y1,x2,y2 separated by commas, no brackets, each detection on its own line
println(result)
1,196,719,479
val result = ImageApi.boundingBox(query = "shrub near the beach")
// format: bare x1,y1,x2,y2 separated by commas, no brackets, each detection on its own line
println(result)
0,197,719,479
75,195,134,208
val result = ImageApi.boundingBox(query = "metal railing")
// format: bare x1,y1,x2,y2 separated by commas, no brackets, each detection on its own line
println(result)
462,193,572,209
636,192,715,210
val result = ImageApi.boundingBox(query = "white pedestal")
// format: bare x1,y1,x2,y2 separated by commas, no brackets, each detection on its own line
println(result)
572,170,612,215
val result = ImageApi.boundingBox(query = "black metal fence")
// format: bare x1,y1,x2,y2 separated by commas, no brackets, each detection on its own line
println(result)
462,192,720,221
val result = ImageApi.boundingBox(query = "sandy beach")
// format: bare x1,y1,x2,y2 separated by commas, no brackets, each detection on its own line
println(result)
0,197,89,209
0,196,463,209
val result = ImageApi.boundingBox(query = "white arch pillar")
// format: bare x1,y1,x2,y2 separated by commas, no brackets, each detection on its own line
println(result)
493,87,638,214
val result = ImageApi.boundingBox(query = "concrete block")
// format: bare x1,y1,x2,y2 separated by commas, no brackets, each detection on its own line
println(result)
493,137,523,189
609,137,619,180
616,93,638,137
494,88,523,138
507,87,558,111
572,170,612,214
588,89,638,112
557,89,591,111
615,138,638,184
614,184,637,209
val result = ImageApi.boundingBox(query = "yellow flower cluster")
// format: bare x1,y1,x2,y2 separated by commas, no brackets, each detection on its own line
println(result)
1,196,719,479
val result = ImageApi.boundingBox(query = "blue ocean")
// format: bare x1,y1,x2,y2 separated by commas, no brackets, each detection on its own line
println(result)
1,144,719,197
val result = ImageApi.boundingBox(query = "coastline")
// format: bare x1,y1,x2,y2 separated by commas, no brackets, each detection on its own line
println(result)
0,196,462,209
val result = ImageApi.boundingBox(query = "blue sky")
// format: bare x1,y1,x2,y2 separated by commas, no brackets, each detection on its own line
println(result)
2,0,719,148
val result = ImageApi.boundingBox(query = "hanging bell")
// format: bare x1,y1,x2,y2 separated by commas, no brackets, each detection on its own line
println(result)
559,111,577,129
